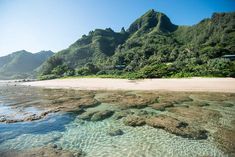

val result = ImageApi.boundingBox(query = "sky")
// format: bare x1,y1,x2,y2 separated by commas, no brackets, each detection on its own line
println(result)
0,0,235,57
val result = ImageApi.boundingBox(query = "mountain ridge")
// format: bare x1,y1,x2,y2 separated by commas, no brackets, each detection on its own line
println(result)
0,50,54,79
27,10,235,78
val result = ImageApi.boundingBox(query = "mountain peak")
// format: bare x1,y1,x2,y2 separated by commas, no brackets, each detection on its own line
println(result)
128,9,177,34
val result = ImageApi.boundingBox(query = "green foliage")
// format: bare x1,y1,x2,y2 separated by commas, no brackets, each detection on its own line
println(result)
0,50,53,80
138,64,169,78
39,10,235,79
75,63,99,76
206,58,233,77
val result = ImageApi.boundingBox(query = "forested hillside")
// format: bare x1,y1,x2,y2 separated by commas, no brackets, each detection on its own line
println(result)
0,50,54,79
39,10,235,79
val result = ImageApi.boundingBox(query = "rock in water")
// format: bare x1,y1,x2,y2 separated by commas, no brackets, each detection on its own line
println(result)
123,116,146,127
79,110,114,121
90,110,114,121
145,115,208,140
108,129,124,136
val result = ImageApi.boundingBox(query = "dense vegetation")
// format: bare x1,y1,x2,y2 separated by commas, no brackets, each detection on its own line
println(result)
39,10,235,79
0,50,54,79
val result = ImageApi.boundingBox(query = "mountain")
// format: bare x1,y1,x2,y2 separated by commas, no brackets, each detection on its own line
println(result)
0,50,54,79
39,10,235,79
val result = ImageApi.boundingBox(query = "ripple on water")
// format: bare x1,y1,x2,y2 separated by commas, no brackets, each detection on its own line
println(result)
0,115,225,157
56,118,225,157
0,85,233,157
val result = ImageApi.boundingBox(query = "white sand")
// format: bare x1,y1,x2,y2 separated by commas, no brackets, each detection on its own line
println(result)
21,78,235,93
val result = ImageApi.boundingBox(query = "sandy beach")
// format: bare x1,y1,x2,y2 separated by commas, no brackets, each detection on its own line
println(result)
21,77,235,93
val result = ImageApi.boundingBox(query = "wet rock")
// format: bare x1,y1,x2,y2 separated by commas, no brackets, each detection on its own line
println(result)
213,128,235,156
190,101,210,107
5,119,24,123
97,91,157,109
0,147,77,157
157,93,193,105
91,110,114,121
150,102,174,111
221,102,234,107
137,110,149,115
48,143,58,149
79,110,114,121
0,116,7,122
112,111,129,120
57,146,63,150
145,115,208,140
108,129,124,136
168,106,221,124
24,114,41,121
74,149,84,157
0,110,58,124
192,93,235,102
71,108,85,114
79,111,98,120
123,116,146,127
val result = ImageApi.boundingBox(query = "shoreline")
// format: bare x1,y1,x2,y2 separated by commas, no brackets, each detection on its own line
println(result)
21,77,235,93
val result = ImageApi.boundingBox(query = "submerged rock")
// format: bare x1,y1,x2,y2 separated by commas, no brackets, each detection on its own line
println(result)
150,102,174,111
79,111,98,120
48,143,58,149
145,115,208,140
213,127,235,156
221,102,234,107
96,91,157,109
168,106,221,124
90,110,114,121
190,101,210,107
112,111,129,120
157,93,193,105
79,110,114,121
123,116,146,127
0,147,78,157
0,116,7,122
108,129,124,136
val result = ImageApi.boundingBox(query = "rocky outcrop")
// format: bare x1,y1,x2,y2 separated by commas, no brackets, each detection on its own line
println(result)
112,111,130,120
96,91,158,109
150,102,174,111
108,129,124,136
90,110,114,121
79,110,114,121
122,114,208,140
168,106,221,124
123,116,146,127
213,128,235,156
0,146,81,157
221,102,234,107
145,115,208,140
189,101,210,107
0,110,59,123
157,93,193,105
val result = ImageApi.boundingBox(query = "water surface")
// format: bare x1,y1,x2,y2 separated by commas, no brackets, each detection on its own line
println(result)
0,84,234,157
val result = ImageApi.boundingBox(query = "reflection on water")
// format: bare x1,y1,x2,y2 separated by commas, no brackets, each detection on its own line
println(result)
0,113,74,144
0,84,234,157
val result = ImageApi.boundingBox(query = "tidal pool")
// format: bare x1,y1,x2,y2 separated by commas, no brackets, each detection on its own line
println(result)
0,84,234,157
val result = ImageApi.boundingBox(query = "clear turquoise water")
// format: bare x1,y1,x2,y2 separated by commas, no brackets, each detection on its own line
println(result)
0,84,231,157
0,107,225,157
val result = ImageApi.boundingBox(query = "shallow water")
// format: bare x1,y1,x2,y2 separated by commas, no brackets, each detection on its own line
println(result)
0,112,224,157
0,84,234,157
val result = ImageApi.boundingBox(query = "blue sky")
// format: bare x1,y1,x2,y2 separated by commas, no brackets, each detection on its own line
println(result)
0,0,235,56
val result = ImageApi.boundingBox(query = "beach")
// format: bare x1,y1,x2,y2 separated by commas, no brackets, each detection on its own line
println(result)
0,78,234,156
22,77,235,93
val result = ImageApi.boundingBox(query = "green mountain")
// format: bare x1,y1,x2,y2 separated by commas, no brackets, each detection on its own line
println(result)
40,10,235,79
0,50,54,79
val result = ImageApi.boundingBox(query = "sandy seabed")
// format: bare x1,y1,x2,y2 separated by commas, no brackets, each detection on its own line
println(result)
22,77,235,93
